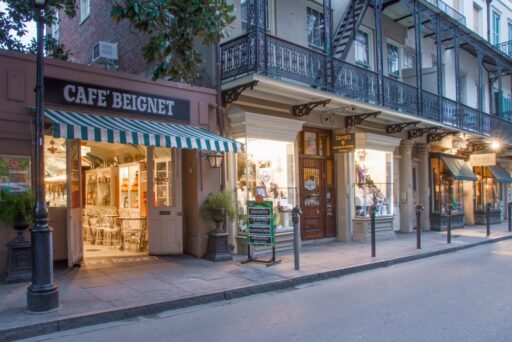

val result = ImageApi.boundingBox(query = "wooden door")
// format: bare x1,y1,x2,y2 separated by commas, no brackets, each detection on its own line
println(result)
67,139,83,267
147,147,183,255
299,128,336,240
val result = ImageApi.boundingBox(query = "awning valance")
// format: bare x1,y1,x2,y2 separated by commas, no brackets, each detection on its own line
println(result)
44,109,242,153
488,165,512,183
440,156,477,181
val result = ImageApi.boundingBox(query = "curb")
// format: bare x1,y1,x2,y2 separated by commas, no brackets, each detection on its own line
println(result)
2,234,511,341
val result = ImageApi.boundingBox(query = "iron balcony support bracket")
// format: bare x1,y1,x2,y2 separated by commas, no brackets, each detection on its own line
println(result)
385,121,420,134
291,99,331,117
345,111,381,129
222,80,259,106
427,131,458,143
408,126,440,139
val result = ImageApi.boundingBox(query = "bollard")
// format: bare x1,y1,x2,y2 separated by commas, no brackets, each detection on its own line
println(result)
370,204,377,257
447,204,453,244
508,202,512,232
486,202,492,237
415,204,424,249
292,206,302,271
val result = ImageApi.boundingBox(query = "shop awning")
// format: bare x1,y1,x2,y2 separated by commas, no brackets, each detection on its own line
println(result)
440,156,477,181
488,165,512,183
44,109,243,153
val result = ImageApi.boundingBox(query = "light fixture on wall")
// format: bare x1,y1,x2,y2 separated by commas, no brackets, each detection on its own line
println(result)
203,151,224,169
490,140,501,151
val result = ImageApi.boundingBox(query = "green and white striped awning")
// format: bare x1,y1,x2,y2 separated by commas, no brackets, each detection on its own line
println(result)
44,109,243,153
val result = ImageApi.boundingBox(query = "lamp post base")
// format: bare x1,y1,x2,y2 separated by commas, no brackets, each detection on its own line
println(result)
27,285,59,312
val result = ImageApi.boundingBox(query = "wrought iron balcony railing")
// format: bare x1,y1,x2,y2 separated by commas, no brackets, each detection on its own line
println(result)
495,40,512,58
221,32,512,143
423,0,466,25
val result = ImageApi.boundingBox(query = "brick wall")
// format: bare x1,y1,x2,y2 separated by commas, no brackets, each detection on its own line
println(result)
58,0,216,87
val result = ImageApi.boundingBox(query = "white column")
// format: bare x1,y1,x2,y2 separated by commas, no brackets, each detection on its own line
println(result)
417,143,431,230
336,151,354,241
399,140,414,233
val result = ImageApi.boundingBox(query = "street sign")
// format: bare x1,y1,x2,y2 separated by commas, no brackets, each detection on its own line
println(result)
333,133,355,153
246,201,274,247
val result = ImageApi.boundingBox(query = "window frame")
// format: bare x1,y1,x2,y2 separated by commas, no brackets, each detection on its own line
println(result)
472,2,482,35
306,5,325,51
355,26,373,70
492,10,500,45
240,0,275,35
80,0,90,24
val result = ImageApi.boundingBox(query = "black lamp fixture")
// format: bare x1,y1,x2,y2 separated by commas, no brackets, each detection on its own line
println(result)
204,151,224,169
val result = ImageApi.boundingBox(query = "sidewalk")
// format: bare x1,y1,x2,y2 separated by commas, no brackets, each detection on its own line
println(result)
1,223,512,341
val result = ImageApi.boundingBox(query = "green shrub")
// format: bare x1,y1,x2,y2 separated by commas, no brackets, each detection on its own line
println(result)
200,191,236,221
0,191,34,227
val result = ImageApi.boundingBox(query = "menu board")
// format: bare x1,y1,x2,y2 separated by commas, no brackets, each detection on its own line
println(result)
246,201,274,246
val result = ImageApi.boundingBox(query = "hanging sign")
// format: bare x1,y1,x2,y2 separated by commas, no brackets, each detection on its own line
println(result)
44,77,190,122
469,153,496,167
333,133,355,153
246,201,274,246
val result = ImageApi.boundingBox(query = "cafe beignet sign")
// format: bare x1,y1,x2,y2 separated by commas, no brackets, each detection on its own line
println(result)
44,77,190,122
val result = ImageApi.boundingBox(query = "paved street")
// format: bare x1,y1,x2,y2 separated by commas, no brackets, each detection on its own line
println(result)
20,239,512,342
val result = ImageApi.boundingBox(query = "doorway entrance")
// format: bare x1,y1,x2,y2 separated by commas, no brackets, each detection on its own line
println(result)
299,128,336,240
44,136,183,266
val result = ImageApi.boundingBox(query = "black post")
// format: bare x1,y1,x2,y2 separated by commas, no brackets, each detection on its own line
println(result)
27,2,59,312
486,202,491,237
508,202,512,232
416,204,424,249
447,204,452,244
292,206,302,270
370,204,377,257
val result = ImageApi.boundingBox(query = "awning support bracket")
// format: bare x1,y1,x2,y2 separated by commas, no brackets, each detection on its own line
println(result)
291,99,331,117
427,131,459,143
222,80,259,106
385,121,420,134
408,126,440,139
345,111,381,129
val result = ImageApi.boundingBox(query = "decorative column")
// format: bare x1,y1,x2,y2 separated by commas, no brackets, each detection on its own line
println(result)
323,0,333,91
435,16,444,118
417,143,431,230
399,140,414,233
414,0,423,116
374,0,384,106
454,29,461,126
247,0,268,74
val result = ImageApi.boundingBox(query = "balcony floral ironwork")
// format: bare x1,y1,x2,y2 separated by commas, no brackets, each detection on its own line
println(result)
221,32,512,143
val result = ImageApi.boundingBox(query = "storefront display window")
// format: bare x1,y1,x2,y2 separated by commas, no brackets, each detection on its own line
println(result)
474,166,500,211
236,137,296,232
45,137,67,207
0,155,31,195
430,157,464,214
354,149,393,217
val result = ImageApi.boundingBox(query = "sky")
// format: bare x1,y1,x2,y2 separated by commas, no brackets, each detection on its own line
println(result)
1,1,37,46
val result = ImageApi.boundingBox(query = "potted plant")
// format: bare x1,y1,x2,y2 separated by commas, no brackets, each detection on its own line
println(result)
0,190,34,234
200,191,235,233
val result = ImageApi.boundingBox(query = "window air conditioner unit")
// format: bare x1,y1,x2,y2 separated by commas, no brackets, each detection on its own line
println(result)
92,41,118,65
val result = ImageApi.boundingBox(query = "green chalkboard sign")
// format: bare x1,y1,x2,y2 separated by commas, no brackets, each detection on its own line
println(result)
246,201,274,247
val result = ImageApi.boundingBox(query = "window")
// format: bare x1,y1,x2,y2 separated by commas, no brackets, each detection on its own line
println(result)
241,0,274,34
51,10,60,40
492,11,500,45
402,48,415,70
473,3,481,34
387,42,400,78
80,0,90,23
307,7,325,50
354,149,393,217
430,157,464,214
355,30,370,67
474,166,500,211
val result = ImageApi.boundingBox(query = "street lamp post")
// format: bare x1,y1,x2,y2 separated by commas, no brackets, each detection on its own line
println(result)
27,0,59,312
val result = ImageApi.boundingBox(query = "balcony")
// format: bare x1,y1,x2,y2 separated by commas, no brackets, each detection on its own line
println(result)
221,33,512,143
423,0,465,26
495,40,512,59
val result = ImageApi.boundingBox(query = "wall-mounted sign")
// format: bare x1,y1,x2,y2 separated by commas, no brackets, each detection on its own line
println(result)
246,201,274,247
333,133,355,153
0,155,31,194
44,77,190,122
469,153,496,167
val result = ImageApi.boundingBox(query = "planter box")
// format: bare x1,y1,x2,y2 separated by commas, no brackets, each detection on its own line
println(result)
352,216,396,241
474,209,501,225
430,212,465,231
